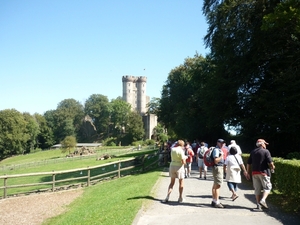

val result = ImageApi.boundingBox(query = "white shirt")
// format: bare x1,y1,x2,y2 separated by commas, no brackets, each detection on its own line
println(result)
228,143,242,155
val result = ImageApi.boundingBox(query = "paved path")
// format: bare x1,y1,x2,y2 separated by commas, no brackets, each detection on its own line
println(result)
133,163,299,225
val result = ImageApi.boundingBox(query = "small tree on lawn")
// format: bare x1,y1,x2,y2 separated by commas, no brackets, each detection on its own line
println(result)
61,136,77,155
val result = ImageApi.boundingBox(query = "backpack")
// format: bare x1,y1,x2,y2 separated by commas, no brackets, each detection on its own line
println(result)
198,146,206,158
203,147,216,167
185,149,189,156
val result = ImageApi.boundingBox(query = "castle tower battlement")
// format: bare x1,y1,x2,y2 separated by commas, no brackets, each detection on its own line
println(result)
122,75,147,115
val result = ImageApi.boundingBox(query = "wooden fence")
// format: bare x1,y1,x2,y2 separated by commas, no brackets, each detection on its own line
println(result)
0,146,157,172
0,153,159,199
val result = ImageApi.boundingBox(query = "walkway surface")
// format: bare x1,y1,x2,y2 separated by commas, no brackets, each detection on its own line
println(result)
132,163,299,225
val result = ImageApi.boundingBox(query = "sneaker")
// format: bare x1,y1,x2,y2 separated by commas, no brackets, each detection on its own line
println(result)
211,201,216,207
215,203,224,208
259,200,268,209
178,197,183,203
162,196,169,203
252,204,263,212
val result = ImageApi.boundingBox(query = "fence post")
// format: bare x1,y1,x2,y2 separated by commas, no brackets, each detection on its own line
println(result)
87,167,90,187
52,171,55,192
142,155,146,172
118,160,121,178
3,176,7,199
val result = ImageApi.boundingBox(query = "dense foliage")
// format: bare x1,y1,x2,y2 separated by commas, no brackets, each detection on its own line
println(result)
0,96,145,159
158,0,300,156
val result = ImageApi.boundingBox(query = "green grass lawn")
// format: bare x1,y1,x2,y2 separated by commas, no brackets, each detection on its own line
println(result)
42,169,162,225
1,147,164,224
0,146,159,197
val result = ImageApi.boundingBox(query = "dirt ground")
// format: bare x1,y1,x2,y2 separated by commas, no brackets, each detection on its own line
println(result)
0,189,83,225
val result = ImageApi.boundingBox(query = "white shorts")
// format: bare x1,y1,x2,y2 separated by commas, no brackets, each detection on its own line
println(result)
197,158,207,171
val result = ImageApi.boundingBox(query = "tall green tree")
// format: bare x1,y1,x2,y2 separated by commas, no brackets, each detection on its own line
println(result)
84,94,110,139
23,112,40,153
158,54,227,143
46,99,84,143
34,113,55,149
122,111,145,145
146,97,160,115
0,109,29,158
203,0,300,155
109,97,131,138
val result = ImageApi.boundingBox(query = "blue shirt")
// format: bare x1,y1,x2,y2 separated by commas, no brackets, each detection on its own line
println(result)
213,147,224,166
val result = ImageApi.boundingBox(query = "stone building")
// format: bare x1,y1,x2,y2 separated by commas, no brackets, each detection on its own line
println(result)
122,75,157,139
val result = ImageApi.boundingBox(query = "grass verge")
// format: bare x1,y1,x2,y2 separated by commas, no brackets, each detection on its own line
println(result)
43,169,162,225
242,177,300,216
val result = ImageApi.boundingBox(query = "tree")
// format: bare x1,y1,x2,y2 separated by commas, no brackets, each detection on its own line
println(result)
109,97,131,138
158,54,227,143
152,123,168,145
203,0,300,155
0,109,29,158
44,99,84,143
122,111,145,145
34,113,55,149
61,136,77,155
23,112,40,153
146,97,160,115
84,94,110,139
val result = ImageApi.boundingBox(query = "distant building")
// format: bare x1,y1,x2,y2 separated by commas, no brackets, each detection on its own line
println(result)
122,75,148,114
122,75,157,139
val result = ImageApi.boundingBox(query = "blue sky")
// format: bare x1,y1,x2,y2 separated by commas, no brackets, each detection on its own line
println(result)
0,0,209,115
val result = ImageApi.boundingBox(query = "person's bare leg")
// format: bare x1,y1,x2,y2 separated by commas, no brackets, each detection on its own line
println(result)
212,184,220,202
167,177,176,197
178,178,184,201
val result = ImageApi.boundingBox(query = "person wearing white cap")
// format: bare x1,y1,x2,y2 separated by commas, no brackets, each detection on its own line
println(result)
228,140,242,155
246,139,275,211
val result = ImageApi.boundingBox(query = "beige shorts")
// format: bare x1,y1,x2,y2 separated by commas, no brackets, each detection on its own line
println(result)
169,165,185,179
252,174,272,195
212,166,223,186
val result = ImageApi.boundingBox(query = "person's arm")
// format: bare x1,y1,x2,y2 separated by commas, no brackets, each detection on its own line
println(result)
240,164,250,180
214,149,223,164
223,164,227,174
269,162,275,170
190,149,194,156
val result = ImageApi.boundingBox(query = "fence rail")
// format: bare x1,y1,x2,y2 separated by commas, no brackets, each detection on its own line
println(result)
0,145,156,172
0,153,159,199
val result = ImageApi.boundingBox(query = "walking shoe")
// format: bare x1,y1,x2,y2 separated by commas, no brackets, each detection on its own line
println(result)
252,204,263,212
214,203,224,208
232,195,239,201
178,197,183,203
259,200,268,209
211,201,216,207
162,196,169,203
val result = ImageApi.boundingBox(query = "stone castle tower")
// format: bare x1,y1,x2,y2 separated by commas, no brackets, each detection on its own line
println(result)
122,75,148,115
122,75,157,139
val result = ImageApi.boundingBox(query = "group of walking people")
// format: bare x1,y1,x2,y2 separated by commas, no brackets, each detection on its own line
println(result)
162,138,275,211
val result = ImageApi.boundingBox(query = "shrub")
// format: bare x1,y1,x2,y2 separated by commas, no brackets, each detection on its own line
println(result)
286,152,300,160
102,137,117,146
144,139,156,145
